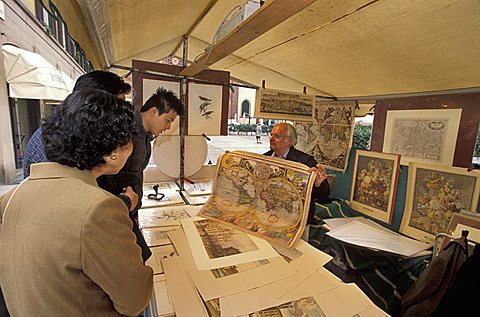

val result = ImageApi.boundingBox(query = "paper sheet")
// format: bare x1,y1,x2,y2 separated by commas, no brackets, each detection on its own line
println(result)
145,245,177,274
168,229,297,300
182,191,210,205
262,241,333,298
181,217,280,270
153,274,174,316
326,220,431,257
181,179,212,196
142,226,181,247
138,205,199,228
224,268,339,316
141,186,184,209
163,256,209,317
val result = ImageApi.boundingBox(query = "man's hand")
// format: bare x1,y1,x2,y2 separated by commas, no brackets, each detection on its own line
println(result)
120,186,139,212
308,164,327,187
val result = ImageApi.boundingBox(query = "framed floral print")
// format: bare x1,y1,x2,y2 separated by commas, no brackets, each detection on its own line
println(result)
400,162,480,243
350,150,400,224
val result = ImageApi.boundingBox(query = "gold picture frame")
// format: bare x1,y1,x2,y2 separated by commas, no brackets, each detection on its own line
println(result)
350,150,400,224
400,162,480,243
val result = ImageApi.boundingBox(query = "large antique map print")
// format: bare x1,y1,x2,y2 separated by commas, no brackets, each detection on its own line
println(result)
383,109,462,165
199,151,316,247
295,101,355,171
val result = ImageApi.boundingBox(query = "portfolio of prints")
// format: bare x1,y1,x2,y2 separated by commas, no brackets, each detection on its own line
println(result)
295,101,355,171
383,109,462,166
255,88,314,121
350,150,400,224
400,162,480,243
199,150,316,247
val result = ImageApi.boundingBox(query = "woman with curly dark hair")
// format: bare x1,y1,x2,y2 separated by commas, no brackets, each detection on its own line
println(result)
0,89,153,317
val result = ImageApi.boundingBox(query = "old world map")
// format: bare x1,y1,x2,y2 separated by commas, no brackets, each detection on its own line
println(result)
199,151,315,247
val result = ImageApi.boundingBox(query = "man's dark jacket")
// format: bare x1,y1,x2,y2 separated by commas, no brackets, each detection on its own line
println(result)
264,147,330,224
97,111,152,261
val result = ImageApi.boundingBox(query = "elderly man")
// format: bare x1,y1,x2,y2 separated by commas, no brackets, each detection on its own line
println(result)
264,122,330,224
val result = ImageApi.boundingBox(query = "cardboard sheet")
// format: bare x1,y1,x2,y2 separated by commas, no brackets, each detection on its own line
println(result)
162,256,209,317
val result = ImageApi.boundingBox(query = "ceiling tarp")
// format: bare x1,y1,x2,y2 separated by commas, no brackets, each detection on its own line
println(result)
2,44,75,100
97,0,480,98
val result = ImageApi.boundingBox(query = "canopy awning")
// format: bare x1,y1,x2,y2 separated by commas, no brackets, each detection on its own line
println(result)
2,44,75,100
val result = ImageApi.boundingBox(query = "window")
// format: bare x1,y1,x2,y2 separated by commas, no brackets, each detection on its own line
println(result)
241,99,250,117
34,0,94,72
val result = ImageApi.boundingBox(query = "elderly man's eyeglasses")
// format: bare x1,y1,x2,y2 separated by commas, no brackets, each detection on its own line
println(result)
147,184,165,201
270,133,287,140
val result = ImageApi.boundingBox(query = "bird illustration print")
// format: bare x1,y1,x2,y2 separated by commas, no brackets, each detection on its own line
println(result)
198,95,214,120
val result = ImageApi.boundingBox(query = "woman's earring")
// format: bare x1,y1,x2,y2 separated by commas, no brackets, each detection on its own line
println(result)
110,153,118,160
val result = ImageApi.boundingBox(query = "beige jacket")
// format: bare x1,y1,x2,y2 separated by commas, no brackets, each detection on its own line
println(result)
0,162,153,317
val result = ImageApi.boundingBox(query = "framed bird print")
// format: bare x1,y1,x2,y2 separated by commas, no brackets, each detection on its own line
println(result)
401,162,480,243
188,82,223,136
350,150,400,224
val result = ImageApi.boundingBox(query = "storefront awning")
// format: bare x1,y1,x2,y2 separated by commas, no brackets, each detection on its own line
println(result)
2,44,75,100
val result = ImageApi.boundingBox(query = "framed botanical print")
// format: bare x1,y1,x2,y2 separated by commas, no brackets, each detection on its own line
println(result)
401,162,480,243
350,150,400,224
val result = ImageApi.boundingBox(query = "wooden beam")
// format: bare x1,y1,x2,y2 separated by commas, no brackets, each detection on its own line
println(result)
179,0,317,77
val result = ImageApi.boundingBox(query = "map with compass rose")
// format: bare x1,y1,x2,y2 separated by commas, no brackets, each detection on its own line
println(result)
199,150,315,247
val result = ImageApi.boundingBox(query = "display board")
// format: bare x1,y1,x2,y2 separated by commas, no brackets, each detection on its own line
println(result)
132,59,230,135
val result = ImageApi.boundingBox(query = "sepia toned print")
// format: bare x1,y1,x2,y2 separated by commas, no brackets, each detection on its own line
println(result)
210,259,270,279
350,150,400,224
194,218,259,259
248,296,326,317
199,151,315,247
401,162,480,243
295,101,355,171
255,88,314,121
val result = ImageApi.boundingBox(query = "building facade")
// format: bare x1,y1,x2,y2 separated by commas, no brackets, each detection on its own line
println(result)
0,0,103,184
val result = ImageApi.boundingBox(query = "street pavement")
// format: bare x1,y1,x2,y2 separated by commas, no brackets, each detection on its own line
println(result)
0,134,271,194
206,134,270,164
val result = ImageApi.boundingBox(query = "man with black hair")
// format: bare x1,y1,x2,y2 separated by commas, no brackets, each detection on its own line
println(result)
97,88,184,213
